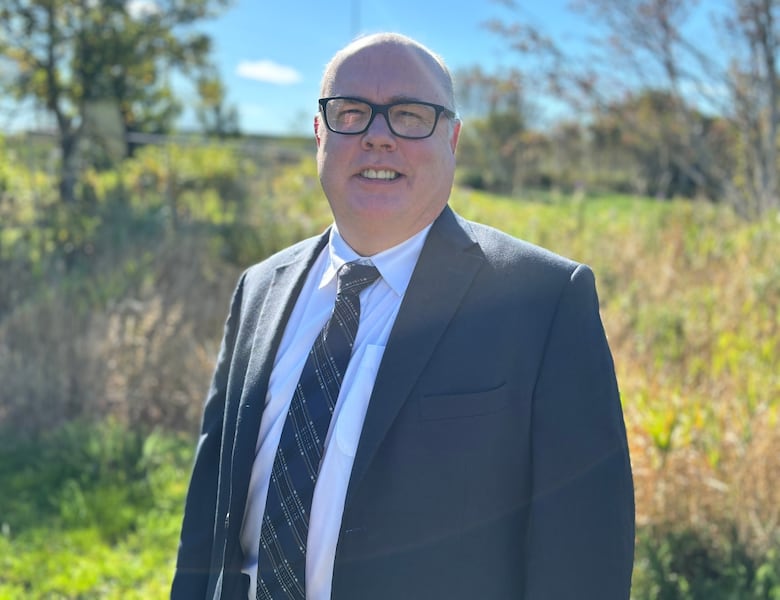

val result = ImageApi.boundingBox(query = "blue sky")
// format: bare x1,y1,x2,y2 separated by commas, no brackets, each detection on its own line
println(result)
0,1,726,136
194,0,576,135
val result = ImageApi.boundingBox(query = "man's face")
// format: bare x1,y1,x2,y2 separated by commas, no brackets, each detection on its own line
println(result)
315,42,460,256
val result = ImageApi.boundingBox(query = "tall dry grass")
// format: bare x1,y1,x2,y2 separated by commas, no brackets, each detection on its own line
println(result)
609,209,780,560
0,145,330,435
454,189,780,590
1,152,778,594
0,236,238,433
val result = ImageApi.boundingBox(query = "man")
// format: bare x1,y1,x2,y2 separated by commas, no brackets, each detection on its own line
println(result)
172,33,634,600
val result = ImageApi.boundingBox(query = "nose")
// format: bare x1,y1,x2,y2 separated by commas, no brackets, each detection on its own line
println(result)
362,112,397,150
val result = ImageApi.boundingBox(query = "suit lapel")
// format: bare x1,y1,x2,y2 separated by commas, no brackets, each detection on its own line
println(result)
346,207,485,504
228,232,329,517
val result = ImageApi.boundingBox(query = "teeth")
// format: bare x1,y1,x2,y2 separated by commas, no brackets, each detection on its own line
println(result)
361,169,399,180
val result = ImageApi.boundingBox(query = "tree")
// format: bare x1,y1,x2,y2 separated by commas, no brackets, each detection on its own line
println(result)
195,69,240,139
727,0,780,216
0,0,231,203
488,0,780,217
587,89,733,199
455,66,528,192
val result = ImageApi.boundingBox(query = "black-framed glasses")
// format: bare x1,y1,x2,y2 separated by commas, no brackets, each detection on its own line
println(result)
318,96,457,139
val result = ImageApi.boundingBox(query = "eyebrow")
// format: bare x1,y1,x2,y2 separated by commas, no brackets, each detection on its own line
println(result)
337,94,430,105
386,94,425,104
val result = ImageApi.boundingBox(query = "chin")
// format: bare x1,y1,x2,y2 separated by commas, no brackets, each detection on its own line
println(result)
347,193,409,215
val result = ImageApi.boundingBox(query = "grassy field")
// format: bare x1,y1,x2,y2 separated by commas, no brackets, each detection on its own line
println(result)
452,189,780,598
1,150,778,597
0,423,190,599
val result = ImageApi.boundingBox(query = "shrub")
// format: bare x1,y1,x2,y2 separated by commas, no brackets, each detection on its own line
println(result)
2,141,778,594
0,421,192,598
633,526,780,599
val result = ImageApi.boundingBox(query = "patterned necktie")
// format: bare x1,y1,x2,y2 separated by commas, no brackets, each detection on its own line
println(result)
256,261,381,600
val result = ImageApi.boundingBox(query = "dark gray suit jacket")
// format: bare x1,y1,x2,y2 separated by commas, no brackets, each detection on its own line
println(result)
171,206,635,599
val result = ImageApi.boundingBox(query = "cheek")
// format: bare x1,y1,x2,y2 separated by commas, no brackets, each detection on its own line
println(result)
421,148,456,190
318,135,352,169
317,146,349,198
317,139,338,176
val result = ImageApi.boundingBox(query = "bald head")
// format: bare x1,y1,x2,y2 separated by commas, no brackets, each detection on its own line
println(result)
320,33,456,110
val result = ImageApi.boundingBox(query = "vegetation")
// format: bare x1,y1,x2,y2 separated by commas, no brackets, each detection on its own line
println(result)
1,2,778,596
455,189,780,598
0,0,233,202
0,421,192,599
471,0,780,218
1,138,778,597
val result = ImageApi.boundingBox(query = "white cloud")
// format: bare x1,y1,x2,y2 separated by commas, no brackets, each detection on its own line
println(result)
236,60,302,85
126,0,160,19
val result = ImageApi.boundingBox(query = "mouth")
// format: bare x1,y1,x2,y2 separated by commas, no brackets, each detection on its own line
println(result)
359,168,401,181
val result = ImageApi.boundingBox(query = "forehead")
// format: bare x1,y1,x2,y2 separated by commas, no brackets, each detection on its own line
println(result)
325,43,449,104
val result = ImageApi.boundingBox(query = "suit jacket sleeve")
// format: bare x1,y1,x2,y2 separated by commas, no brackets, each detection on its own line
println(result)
171,273,246,600
525,264,635,598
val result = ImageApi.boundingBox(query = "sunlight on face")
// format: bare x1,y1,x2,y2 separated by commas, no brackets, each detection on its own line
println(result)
315,35,460,255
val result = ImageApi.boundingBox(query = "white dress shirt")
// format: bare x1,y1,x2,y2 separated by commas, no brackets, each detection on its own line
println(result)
241,224,431,600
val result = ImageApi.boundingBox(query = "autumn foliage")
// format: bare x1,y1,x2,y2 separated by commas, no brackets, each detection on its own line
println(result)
1,142,779,596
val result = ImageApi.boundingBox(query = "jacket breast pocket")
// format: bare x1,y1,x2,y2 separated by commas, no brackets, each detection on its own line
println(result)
419,383,508,421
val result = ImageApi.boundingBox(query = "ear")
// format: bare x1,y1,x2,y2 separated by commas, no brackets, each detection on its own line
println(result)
314,115,322,147
449,119,462,153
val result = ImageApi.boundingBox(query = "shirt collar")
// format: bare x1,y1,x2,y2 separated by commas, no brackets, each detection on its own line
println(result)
319,224,433,297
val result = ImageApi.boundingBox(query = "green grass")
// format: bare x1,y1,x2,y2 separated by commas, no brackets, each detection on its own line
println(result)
0,422,192,598
1,153,779,597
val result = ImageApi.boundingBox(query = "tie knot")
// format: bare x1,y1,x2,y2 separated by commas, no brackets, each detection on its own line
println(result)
336,262,380,297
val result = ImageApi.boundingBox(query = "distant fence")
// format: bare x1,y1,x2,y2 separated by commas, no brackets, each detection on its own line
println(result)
5,129,313,180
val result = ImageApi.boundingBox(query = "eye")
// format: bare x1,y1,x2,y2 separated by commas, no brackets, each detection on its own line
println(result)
394,105,427,121
333,100,369,122
390,103,436,129
340,106,368,117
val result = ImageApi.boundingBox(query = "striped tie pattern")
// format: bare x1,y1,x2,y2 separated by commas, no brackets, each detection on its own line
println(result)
256,261,381,599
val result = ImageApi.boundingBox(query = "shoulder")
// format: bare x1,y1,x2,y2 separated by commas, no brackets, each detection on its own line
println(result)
450,211,584,282
221,231,329,323
240,230,330,289
423,208,601,316
446,212,605,336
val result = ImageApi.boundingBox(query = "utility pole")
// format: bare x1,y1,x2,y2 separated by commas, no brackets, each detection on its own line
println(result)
351,0,361,37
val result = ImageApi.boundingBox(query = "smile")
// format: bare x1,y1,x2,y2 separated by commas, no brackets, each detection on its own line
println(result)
360,169,400,180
